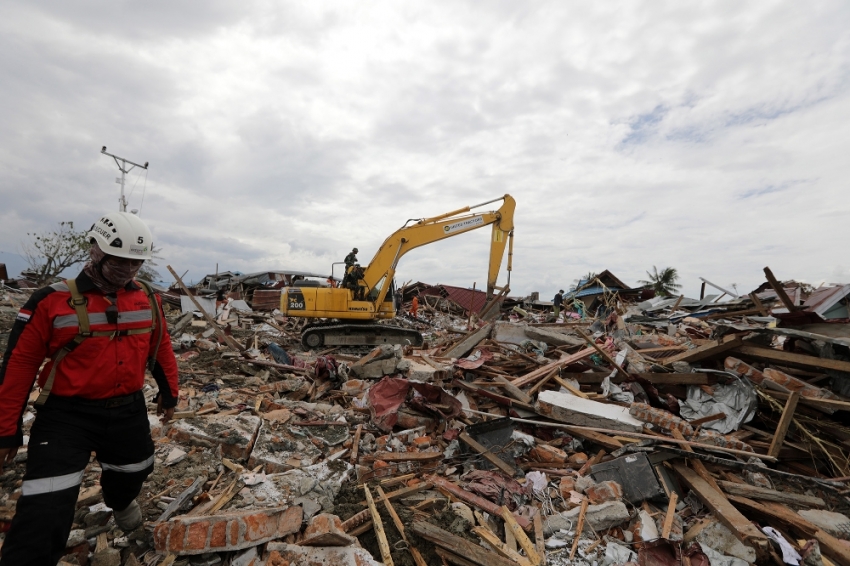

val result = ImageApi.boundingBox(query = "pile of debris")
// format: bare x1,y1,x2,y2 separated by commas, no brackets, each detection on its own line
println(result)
4,266,850,566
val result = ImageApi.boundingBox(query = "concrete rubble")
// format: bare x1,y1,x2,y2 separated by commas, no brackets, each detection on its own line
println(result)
5,267,850,565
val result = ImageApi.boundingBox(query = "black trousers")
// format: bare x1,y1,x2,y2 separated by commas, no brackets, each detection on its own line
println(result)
0,393,155,566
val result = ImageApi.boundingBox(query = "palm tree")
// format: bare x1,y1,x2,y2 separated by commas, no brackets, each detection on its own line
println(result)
638,266,682,297
571,271,598,291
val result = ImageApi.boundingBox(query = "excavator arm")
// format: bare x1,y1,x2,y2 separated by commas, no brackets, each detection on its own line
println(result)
361,194,515,306
281,194,515,348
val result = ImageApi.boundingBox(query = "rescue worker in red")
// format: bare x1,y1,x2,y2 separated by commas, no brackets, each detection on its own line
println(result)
0,212,179,565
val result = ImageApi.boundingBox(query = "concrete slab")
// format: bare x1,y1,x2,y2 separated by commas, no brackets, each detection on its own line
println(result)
168,414,262,461
248,462,354,515
248,424,323,474
536,390,643,432
265,542,381,566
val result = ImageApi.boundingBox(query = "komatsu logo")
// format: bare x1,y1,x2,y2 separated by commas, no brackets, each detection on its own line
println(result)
444,215,484,234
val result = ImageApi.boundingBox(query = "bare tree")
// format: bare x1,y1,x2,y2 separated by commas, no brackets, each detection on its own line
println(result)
137,244,163,282
22,221,90,285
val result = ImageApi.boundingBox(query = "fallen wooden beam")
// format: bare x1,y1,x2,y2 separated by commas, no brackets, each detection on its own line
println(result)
727,496,850,566
512,348,595,388
661,493,678,539
717,480,824,507
154,476,205,523
425,474,530,530
576,328,629,379
472,526,531,566
663,335,743,366
734,345,850,374
494,375,533,404
672,462,771,559
570,372,715,385
376,486,428,566
363,486,394,566
768,391,800,458
459,431,518,477
762,389,850,413
569,499,589,560
367,451,443,463
671,428,722,493
764,267,800,312
411,521,519,566
356,482,432,507
499,506,541,566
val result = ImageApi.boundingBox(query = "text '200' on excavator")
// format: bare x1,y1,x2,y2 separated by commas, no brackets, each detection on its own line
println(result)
280,194,516,349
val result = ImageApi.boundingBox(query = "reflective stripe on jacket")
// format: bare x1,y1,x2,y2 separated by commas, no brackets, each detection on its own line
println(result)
0,271,180,446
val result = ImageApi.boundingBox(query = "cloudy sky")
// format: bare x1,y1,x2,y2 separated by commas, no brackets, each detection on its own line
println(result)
1,1,848,299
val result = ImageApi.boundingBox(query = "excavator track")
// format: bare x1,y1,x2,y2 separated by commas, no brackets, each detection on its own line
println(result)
301,322,423,349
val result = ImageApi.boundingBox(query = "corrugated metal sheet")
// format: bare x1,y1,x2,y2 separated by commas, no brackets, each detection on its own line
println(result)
422,284,489,313
802,285,850,319
252,289,283,311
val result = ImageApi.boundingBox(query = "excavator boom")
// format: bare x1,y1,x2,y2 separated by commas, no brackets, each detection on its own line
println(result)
282,195,515,348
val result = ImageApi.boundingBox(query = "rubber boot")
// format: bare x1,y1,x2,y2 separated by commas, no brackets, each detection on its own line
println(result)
113,500,142,531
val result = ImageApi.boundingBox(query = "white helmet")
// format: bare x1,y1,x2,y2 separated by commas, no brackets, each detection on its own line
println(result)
87,212,154,260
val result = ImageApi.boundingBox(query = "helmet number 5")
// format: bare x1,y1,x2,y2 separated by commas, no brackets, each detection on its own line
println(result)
137,236,144,244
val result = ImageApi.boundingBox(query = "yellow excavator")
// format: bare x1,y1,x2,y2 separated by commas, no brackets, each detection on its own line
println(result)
281,194,515,348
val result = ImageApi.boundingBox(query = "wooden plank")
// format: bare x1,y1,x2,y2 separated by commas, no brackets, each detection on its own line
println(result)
512,348,595,388
728,496,850,566
662,492,678,539
154,476,205,523
425,474,531,530
527,368,561,395
671,428,722,493
575,328,629,379
750,292,769,317
532,513,545,562
494,376,533,404
569,499,589,560
577,449,606,476
166,265,246,353
700,308,764,320
356,482,432,506
764,267,800,312
734,345,850,374
459,431,518,477
472,526,531,566
499,506,541,566
768,391,800,458
363,486,394,566
688,412,727,427
564,427,624,451
672,463,770,558
376,486,428,566
444,322,494,359
717,480,824,507
350,424,363,465
663,335,743,366
511,419,774,461
368,451,444,463
570,372,714,385
411,521,519,566
434,547,485,566
552,374,589,398
763,389,850,413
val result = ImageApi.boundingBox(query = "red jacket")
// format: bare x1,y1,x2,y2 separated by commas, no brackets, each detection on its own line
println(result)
0,272,180,447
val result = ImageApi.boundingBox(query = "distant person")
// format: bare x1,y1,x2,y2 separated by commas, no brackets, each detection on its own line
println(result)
553,289,564,319
411,294,419,318
344,248,359,271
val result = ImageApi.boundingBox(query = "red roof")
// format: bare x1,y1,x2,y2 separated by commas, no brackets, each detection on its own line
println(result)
421,284,489,313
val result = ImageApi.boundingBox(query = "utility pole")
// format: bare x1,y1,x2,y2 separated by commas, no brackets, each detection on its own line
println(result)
101,146,148,212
